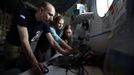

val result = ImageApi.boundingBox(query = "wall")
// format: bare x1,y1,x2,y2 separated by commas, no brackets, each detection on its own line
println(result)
103,0,134,75
87,0,111,55
0,9,12,58
80,0,134,75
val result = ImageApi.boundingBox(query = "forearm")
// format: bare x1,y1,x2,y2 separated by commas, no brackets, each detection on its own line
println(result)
47,33,69,55
60,40,72,51
51,40,67,54
21,39,38,64
17,25,37,64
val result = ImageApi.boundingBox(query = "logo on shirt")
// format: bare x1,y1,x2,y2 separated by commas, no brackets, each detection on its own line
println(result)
31,31,43,42
20,14,26,19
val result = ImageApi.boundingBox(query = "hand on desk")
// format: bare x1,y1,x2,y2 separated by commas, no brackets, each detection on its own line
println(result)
61,49,71,56
31,62,46,75
63,48,79,56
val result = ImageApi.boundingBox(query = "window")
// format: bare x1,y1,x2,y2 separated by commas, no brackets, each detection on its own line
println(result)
96,0,114,17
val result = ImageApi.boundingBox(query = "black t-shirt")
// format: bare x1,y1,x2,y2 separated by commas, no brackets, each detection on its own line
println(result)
6,5,51,46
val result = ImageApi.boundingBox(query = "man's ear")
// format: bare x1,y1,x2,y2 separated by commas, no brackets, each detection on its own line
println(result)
38,7,44,13
41,7,45,11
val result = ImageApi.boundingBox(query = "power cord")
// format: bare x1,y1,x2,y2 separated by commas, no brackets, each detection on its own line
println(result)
64,65,79,75
83,66,89,75
69,69,79,74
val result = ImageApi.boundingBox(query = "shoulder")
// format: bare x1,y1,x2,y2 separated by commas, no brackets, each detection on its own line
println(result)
15,4,35,21
16,6,28,17
13,5,36,27
50,27,55,31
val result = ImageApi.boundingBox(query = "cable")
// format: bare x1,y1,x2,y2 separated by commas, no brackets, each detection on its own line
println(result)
69,69,79,74
79,65,84,75
63,65,80,75
83,66,89,75
65,69,68,75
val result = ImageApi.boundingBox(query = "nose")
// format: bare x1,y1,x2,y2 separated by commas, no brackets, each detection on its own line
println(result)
49,16,53,21
60,23,63,26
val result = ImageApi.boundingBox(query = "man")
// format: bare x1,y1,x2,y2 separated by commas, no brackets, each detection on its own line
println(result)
4,1,72,75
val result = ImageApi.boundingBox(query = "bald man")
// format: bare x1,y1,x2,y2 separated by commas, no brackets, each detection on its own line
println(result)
5,1,55,75
5,1,73,75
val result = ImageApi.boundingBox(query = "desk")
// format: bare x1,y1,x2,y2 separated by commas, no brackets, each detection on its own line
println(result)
19,65,103,75
20,65,77,75
19,54,104,75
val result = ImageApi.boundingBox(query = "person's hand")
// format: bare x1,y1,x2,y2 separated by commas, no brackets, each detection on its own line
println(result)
65,48,78,55
71,48,79,54
62,49,71,56
62,48,78,56
31,61,44,75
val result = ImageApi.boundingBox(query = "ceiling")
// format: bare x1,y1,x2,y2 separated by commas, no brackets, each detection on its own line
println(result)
0,0,77,14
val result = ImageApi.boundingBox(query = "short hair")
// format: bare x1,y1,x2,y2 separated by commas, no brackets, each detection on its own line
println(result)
37,1,52,9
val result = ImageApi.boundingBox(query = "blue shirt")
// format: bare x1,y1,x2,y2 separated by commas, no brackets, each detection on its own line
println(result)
35,26,62,52
50,26,62,44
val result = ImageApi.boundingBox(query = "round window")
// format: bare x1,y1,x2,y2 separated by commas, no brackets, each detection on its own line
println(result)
96,0,114,17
